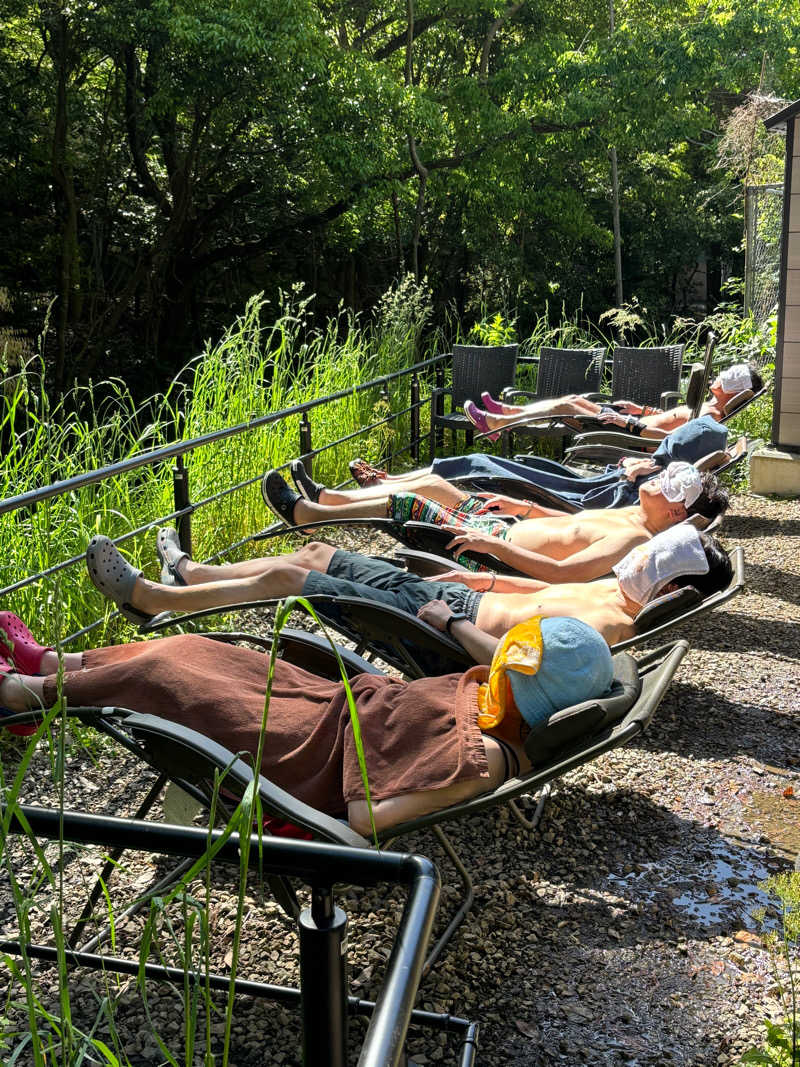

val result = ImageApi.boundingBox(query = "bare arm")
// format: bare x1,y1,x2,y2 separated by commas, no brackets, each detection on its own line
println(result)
474,494,567,519
445,529,647,582
416,600,498,664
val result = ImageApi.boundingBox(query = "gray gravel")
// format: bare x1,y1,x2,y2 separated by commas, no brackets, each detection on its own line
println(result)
1,491,798,1065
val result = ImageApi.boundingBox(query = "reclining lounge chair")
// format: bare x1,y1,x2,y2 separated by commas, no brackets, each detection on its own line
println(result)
3,628,688,974
138,546,743,681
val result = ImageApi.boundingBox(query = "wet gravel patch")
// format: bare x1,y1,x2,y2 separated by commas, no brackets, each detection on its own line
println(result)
1,493,798,1065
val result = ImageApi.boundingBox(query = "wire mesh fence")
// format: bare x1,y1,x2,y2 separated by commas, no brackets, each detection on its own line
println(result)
745,183,783,324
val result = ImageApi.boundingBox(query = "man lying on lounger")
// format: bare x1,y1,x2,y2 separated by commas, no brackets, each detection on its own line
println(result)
261,460,729,581
0,610,616,832
463,362,763,441
86,522,732,652
295,415,732,513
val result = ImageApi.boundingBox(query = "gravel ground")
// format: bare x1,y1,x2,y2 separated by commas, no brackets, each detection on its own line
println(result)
1,491,798,1066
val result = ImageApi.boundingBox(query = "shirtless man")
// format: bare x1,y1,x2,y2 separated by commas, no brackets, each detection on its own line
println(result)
261,461,729,582
464,362,763,441
85,526,732,656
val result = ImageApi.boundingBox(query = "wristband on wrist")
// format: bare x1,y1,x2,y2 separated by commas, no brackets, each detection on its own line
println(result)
445,611,468,634
484,573,496,592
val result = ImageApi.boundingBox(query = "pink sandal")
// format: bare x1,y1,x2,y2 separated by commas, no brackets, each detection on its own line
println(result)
480,392,506,415
463,400,500,442
0,612,52,674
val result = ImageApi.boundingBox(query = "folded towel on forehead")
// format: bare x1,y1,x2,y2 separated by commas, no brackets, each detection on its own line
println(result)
719,364,752,395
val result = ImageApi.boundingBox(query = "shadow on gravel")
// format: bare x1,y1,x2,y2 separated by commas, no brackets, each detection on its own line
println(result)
736,560,800,603
675,609,800,656
721,514,800,539
644,680,797,769
397,786,775,1066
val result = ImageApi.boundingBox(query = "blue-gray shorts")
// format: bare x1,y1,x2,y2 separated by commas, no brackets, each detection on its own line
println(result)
301,550,482,622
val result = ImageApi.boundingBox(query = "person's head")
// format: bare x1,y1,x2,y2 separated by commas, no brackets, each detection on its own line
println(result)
668,532,732,598
485,617,614,730
613,525,732,607
709,362,763,404
639,462,728,528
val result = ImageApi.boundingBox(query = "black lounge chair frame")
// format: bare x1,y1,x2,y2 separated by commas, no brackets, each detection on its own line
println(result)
4,629,687,985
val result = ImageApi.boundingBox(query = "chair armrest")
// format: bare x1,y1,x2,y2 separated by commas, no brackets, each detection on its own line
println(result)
502,388,538,402
570,430,658,451
660,389,682,409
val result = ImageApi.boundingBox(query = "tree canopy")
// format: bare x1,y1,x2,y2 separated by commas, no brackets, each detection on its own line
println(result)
0,0,798,385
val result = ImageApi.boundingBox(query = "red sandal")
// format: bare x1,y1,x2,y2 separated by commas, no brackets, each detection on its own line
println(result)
0,612,52,675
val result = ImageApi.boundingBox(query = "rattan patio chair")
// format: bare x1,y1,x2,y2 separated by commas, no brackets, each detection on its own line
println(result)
431,343,518,448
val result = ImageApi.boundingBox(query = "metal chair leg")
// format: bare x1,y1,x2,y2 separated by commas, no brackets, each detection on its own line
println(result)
507,782,552,832
422,825,474,975
67,772,168,948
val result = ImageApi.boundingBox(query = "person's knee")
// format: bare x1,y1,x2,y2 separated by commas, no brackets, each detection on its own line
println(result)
251,562,308,598
294,541,336,572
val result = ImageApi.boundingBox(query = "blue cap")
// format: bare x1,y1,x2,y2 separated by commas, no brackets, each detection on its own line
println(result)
507,618,614,729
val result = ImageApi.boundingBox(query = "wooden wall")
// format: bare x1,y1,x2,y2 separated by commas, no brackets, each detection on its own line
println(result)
775,117,800,450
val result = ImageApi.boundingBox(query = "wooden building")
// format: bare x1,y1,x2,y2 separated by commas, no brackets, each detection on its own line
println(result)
765,100,800,452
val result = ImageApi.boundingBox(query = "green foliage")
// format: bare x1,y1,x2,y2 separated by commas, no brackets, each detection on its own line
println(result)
468,313,518,347
740,870,800,1066
2,0,799,379
0,289,431,646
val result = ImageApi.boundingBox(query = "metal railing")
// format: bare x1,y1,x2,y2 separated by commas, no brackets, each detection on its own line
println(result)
2,806,479,1067
0,352,449,644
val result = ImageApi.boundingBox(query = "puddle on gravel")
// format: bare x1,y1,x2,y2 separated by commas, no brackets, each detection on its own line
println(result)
744,790,800,863
606,839,771,929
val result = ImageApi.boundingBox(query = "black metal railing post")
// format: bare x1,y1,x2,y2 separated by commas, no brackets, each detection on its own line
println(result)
299,885,348,1067
380,382,391,471
410,373,420,463
300,413,313,476
431,361,445,459
172,455,192,558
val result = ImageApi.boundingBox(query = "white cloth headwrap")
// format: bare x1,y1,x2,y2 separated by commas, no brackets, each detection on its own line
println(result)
719,364,752,395
613,525,710,606
659,461,703,509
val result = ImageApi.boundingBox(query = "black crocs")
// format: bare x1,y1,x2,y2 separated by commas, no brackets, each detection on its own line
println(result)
289,460,324,503
261,470,302,526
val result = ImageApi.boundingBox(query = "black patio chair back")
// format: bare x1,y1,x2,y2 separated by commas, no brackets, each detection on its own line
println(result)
609,343,685,407
431,343,518,446
534,345,606,397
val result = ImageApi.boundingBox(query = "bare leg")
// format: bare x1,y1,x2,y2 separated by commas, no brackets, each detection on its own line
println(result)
318,473,468,509
180,541,337,585
39,651,83,673
128,561,314,617
482,395,602,429
0,673,49,711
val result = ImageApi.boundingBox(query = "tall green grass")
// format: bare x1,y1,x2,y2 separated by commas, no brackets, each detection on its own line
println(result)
0,282,437,646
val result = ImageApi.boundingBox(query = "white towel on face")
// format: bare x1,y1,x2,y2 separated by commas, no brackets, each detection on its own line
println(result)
612,524,709,606
719,364,752,395
659,461,703,508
